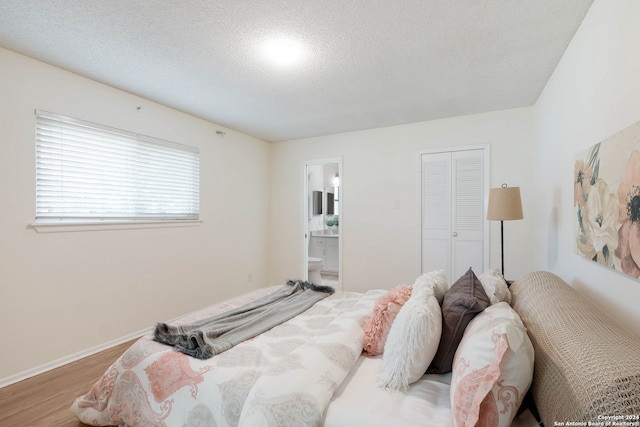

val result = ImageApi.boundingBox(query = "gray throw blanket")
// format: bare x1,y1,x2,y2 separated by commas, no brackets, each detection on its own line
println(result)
154,280,334,359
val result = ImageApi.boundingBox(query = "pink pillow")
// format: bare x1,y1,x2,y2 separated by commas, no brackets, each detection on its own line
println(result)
362,284,412,355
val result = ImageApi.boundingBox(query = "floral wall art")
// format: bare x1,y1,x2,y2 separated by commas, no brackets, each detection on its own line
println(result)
575,119,640,279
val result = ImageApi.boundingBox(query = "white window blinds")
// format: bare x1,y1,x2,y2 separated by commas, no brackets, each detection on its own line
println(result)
35,110,200,223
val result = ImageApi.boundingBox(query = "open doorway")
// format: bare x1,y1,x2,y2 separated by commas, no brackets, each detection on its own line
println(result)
303,158,342,291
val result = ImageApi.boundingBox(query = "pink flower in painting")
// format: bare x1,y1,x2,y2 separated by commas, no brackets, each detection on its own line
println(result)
615,150,640,278
574,159,593,207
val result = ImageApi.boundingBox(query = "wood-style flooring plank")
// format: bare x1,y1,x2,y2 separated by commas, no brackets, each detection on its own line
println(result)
0,340,136,427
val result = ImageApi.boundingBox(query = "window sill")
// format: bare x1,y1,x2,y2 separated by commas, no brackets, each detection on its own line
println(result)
29,219,202,233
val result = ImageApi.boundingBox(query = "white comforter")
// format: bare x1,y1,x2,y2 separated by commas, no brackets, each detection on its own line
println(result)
325,356,454,427
72,287,384,427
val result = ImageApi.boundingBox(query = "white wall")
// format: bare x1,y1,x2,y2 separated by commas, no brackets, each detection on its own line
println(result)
533,0,640,336
0,47,270,381
269,107,536,293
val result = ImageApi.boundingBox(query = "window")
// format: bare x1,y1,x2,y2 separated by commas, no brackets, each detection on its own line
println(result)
35,110,199,227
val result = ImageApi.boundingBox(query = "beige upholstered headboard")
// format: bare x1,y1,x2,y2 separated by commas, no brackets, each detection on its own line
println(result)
510,271,640,425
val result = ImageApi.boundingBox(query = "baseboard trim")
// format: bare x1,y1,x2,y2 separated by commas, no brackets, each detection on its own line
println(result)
0,327,151,389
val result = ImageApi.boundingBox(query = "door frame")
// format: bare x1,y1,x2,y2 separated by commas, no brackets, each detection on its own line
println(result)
301,157,342,290
416,144,490,278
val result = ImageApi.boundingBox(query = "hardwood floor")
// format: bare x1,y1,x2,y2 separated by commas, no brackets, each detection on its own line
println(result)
0,340,136,427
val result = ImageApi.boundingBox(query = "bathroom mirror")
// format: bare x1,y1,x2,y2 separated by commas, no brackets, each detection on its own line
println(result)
325,186,338,216
312,190,323,215
326,192,334,215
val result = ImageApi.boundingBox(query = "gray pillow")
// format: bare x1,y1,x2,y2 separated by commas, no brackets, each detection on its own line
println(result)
427,267,490,374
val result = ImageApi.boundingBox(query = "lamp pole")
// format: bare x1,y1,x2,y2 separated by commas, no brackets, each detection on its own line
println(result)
500,219,505,277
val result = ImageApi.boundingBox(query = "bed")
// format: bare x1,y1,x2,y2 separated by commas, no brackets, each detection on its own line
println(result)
71,270,540,427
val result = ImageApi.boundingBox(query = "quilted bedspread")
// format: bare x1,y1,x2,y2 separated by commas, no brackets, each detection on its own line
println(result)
71,286,384,427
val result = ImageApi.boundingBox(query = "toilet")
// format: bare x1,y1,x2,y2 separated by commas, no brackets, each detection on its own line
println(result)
308,257,323,284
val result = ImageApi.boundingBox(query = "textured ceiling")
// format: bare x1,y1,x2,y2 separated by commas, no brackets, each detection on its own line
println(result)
0,0,593,142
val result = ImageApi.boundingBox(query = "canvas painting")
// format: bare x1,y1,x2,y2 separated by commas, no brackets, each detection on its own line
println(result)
575,119,640,279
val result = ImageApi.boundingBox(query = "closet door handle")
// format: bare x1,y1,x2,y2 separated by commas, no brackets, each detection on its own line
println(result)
452,232,458,237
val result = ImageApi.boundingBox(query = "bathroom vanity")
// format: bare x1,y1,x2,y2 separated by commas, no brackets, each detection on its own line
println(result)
309,232,339,274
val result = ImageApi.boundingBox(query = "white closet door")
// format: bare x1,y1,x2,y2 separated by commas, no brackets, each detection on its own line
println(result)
421,152,452,277
450,150,484,279
421,149,485,281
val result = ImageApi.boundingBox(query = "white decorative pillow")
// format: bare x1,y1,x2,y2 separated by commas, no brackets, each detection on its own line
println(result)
450,302,534,427
478,268,511,305
413,269,448,304
378,277,442,391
